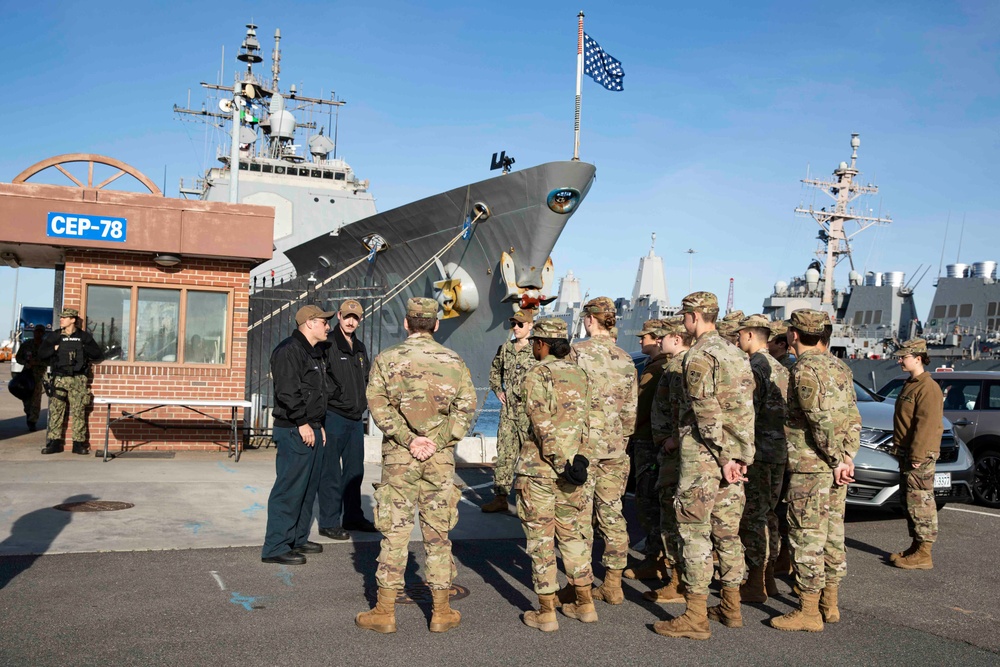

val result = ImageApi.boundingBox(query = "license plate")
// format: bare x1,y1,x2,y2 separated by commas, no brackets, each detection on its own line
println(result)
934,472,951,489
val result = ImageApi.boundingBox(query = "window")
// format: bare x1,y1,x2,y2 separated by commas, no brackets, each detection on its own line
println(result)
959,304,973,318
938,380,982,412
335,172,346,181
986,382,1000,410
988,302,997,317
933,305,947,319
864,310,873,325
873,310,883,324
947,305,957,318
853,311,864,325
84,283,231,365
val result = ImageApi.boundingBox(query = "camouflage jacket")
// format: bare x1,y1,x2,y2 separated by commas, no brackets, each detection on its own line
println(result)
634,352,669,441
651,352,686,445
785,349,862,473
571,336,638,459
679,330,755,466
749,351,789,464
517,355,591,479
488,338,535,420
366,333,478,463
776,352,796,370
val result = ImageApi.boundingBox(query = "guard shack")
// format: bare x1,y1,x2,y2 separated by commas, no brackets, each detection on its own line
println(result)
0,154,274,455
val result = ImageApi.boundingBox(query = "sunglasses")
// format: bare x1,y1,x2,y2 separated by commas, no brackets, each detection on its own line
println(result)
512,322,528,328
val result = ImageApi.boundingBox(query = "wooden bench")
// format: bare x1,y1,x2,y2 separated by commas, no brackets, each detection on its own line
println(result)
94,398,253,463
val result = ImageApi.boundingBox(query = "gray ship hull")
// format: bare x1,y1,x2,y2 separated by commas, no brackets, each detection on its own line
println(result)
279,160,597,403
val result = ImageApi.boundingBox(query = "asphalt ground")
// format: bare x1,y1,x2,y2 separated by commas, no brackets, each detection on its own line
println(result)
2,366,999,665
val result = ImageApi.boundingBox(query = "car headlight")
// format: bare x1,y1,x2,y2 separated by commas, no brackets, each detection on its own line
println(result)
858,427,893,453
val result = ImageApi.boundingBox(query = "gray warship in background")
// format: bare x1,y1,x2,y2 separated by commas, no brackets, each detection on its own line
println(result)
175,24,597,419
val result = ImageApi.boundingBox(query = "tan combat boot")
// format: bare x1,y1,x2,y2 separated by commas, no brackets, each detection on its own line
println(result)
561,585,599,623
623,556,668,580
554,582,575,608
429,588,461,632
643,565,685,603
592,568,625,605
652,593,711,640
764,562,779,597
893,541,933,570
889,537,920,563
706,585,744,628
480,493,508,513
819,584,840,623
770,590,823,632
356,587,397,634
523,593,559,632
740,564,768,603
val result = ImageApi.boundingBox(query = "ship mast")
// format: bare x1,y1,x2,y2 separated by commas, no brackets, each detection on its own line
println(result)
795,134,892,306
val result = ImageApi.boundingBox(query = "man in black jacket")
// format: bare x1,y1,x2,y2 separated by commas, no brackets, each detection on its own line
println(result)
318,299,377,539
262,305,335,565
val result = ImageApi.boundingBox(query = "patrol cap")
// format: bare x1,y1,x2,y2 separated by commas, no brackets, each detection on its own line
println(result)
406,297,439,319
768,319,789,342
789,309,831,335
509,309,534,325
680,292,718,314
583,296,616,315
339,299,363,319
734,314,772,333
295,304,336,326
893,338,928,358
717,319,737,338
530,317,568,340
637,319,665,337
722,310,745,324
657,316,685,337
60,308,79,318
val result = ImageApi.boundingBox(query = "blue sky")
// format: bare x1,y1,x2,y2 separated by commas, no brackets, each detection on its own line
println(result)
2,0,998,338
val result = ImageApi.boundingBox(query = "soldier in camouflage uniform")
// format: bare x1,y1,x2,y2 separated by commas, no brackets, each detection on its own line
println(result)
766,318,795,574
357,298,477,634
767,320,796,370
624,319,670,581
889,338,943,570
717,310,745,346
38,309,103,455
644,317,692,604
14,324,48,431
654,293,754,641
734,314,789,602
516,318,595,631
566,296,637,606
770,309,861,633
484,309,536,512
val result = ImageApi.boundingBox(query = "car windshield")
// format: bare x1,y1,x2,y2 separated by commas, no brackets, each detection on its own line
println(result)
878,378,904,399
854,381,878,402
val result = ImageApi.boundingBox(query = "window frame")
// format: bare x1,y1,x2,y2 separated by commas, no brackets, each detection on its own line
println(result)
82,279,234,368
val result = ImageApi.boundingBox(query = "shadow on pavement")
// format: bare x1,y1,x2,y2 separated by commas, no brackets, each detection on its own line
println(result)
0,493,95,590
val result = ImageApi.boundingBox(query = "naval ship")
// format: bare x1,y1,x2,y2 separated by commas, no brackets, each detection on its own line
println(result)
175,25,597,414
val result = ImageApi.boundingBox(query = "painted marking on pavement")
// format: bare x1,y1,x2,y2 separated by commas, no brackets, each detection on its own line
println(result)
943,506,1000,518
210,571,226,591
275,566,294,587
185,522,203,535
459,497,482,508
217,463,238,474
242,502,265,518
229,592,263,610
244,485,259,494
462,482,494,491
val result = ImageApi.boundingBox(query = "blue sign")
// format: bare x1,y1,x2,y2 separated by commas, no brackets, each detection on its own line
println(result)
47,212,127,242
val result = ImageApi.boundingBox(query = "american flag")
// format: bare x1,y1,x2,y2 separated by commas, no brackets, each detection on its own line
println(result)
583,32,624,92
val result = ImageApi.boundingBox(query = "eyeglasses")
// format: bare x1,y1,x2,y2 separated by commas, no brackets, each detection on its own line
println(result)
512,322,528,328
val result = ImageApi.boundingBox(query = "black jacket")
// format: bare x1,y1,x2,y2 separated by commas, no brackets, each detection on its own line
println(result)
271,330,332,429
324,325,370,420
38,329,103,376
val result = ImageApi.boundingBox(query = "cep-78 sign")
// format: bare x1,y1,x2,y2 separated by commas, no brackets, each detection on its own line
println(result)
47,212,127,242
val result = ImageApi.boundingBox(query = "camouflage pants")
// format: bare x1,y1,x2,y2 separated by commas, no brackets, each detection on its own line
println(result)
588,456,631,570
901,454,939,544
632,438,662,557
373,448,460,591
655,447,682,566
516,475,594,594
739,461,786,569
22,369,46,423
674,440,746,595
787,472,849,593
494,409,524,496
46,375,90,443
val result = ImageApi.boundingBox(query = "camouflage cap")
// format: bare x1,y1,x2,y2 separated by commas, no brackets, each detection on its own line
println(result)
583,296,616,315
59,308,79,318
339,299,363,319
722,310,745,323
680,291,718,314
658,316,686,337
509,309,534,324
637,319,665,337
734,313,772,333
789,309,831,335
406,297,439,319
893,338,928,358
530,317,568,340
768,319,790,341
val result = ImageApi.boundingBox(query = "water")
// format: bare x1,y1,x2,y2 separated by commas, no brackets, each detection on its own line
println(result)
472,393,501,437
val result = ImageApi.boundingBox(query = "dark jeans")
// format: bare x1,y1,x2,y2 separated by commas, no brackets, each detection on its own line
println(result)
318,411,366,528
262,425,325,558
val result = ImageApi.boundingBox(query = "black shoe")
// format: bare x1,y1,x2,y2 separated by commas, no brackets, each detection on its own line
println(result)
72,441,91,455
292,541,323,554
41,441,64,455
318,526,350,540
343,518,379,533
262,552,307,565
